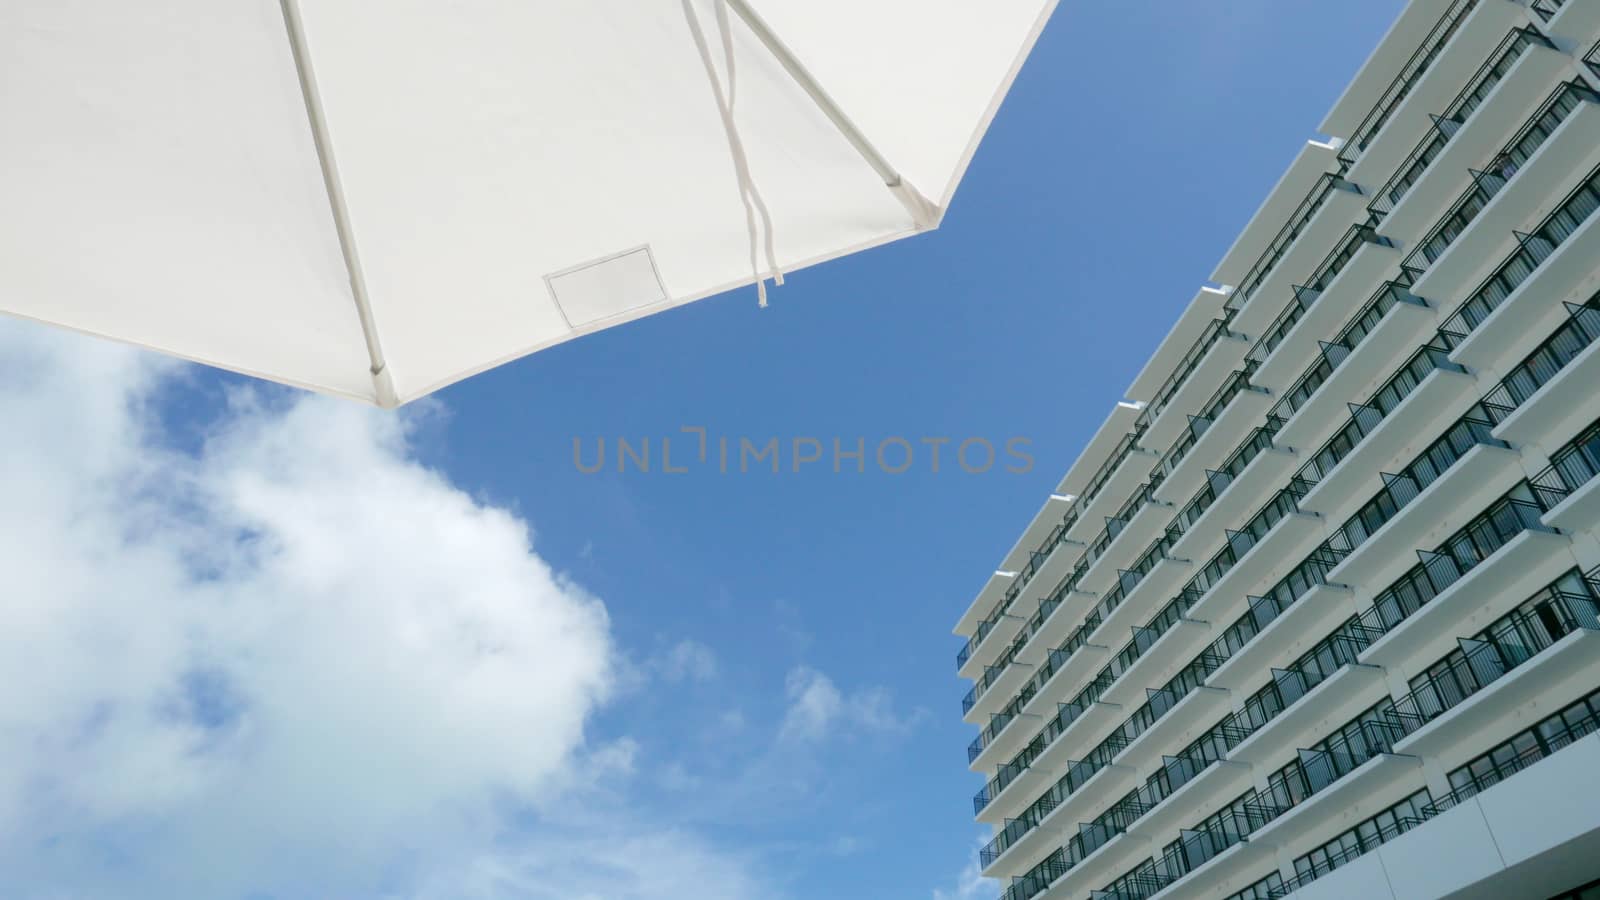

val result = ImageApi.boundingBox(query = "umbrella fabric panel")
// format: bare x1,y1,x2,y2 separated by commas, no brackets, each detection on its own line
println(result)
747,0,1060,210
0,0,375,401
297,0,916,402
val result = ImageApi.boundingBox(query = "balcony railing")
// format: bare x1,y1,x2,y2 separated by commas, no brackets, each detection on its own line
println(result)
1402,81,1600,279
1531,0,1571,22
1349,489,1552,644
1480,294,1600,421
1338,0,1481,165
1138,319,1240,439
960,507,1086,670
1385,571,1600,738
1366,27,1554,222
1429,689,1600,818
1166,426,1277,545
977,296,1595,814
1093,799,1280,900
1323,412,1505,558
1270,794,1432,898
1291,342,1465,494
980,406,1580,881
1439,161,1600,344
1093,704,1400,900
1268,279,1422,423
1531,420,1600,511
1246,226,1391,367
1226,175,1363,315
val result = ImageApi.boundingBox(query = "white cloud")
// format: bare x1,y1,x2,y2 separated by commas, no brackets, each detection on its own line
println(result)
0,324,767,898
655,639,718,683
778,666,916,743
408,829,770,900
932,835,995,900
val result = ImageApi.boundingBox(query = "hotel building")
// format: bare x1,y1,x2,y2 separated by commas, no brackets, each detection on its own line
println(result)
954,2,1600,898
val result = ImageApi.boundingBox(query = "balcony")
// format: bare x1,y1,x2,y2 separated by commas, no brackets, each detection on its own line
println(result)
965,656,1036,724
959,611,1031,680
1068,449,1162,550
1249,730,1423,851
981,697,1120,823
1013,589,1100,667
1342,0,1525,180
1382,35,1570,237
1250,242,1398,395
1152,384,1274,506
1079,498,1173,597
1188,511,1325,628
1275,709,1600,900
1491,301,1600,448
1100,619,1215,713
1168,449,1298,567
1368,28,1564,232
1273,291,1434,455
1207,584,1361,692
1111,686,1232,778
1130,805,1280,900
1403,82,1600,283
1327,0,1488,165
1297,364,1477,519
1229,179,1370,335
1449,205,1600,375
1325,440,1521,589
1127,760,1255,845
1542,435,1600,536
1141,332,1252,454
1396,629,1600,758
971,709,1043,773
1125,287,1234,415
1096,555,1194,641
1545,0,1600,46
1360,527,1572,670
1227,664,1389,768
1056,404,1148,504
982,758,1141,877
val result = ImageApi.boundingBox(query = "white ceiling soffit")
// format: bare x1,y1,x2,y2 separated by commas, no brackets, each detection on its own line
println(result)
1,0,1059,406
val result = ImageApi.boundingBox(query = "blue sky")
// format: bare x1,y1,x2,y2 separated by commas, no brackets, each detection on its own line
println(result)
0,3,1405,899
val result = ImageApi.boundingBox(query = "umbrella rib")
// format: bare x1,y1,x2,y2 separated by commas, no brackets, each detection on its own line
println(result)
721,0,940,230
278,0,399,407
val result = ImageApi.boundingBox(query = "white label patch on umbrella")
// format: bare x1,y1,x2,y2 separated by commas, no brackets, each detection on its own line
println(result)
546,246,669,329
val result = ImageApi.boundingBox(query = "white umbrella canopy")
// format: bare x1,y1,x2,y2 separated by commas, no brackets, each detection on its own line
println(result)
3,0,1058,406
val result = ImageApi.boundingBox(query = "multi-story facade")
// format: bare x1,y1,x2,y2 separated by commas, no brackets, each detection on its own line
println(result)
953,2,1600,898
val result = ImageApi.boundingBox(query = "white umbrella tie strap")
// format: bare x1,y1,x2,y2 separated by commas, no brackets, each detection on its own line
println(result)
682,0,784,307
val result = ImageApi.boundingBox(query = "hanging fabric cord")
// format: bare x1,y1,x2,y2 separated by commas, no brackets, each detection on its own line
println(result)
682,0,783,307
